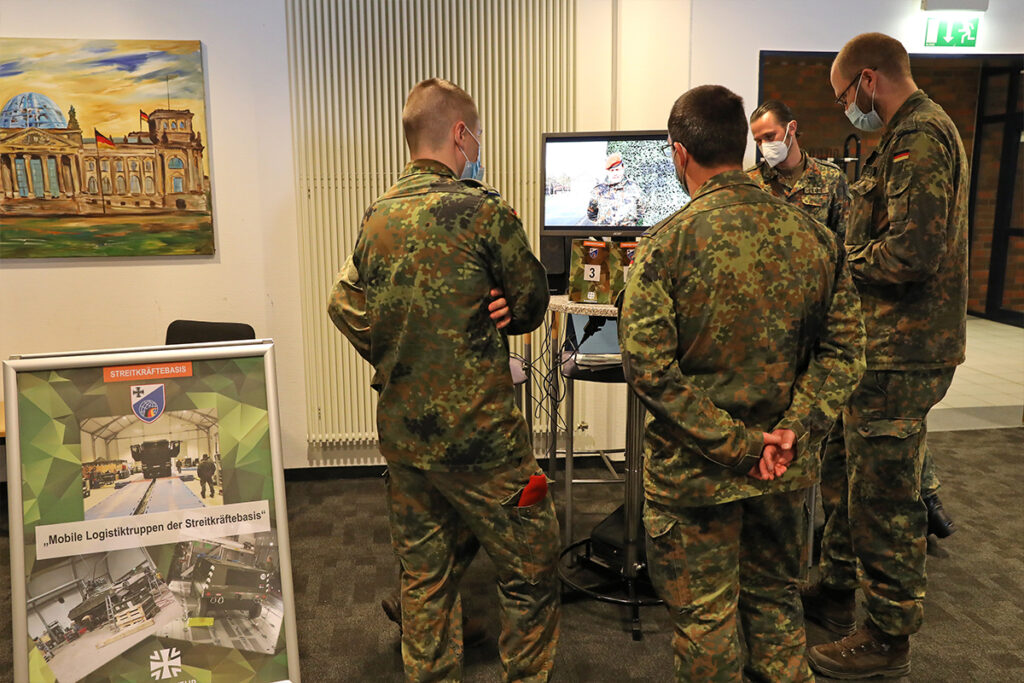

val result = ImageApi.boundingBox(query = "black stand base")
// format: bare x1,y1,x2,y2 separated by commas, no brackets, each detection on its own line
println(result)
557,535,662,641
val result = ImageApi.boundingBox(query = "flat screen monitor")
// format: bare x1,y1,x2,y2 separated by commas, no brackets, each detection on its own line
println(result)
540,130,690,237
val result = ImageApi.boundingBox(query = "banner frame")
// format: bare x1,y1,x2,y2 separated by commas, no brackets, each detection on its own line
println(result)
3,340,300,683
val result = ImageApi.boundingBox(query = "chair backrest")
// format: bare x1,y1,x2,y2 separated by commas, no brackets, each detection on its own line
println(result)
165,320,256,345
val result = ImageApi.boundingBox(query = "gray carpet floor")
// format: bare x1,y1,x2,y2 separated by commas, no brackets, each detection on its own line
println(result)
0,427,1021,682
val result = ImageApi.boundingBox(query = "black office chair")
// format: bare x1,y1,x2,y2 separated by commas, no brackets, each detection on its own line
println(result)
165,320,256,345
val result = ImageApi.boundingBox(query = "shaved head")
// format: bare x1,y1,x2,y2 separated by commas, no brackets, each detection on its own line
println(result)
834,32,912,82
402,78,479,153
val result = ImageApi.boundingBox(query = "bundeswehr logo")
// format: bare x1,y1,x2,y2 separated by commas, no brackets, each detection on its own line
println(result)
149,646,182,679
131,384,165,423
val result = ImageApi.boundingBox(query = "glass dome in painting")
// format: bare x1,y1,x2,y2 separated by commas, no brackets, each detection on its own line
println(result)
0,92,68,129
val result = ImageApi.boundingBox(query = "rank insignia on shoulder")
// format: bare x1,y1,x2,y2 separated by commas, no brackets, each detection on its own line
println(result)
893,151,910,163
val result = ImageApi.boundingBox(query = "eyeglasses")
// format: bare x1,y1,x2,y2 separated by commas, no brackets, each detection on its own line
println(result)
834,67,875,108
661,142,675,159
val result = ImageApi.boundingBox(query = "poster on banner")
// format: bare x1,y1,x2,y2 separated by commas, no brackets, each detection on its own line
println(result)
2,340,299,683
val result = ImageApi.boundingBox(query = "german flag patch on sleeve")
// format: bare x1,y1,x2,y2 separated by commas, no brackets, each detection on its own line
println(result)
893,151,910,163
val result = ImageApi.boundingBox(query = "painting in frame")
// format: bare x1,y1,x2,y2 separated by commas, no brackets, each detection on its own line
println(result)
0,38,214,259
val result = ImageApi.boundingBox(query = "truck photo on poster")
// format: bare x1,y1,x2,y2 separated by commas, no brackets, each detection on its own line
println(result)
3,341,299,683
0,38,214,258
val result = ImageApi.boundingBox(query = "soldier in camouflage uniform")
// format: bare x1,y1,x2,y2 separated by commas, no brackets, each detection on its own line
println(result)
748,102,953,602
747,99,861,600
807,33,969,680
746,99,850,241
619,84,865,682
586,153,646,226
327,78,560,683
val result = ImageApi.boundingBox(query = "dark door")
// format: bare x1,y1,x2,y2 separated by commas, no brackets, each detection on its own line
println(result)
969,58,1024,327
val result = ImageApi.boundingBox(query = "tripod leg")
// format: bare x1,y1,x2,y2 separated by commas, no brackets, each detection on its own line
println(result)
628,577,642,641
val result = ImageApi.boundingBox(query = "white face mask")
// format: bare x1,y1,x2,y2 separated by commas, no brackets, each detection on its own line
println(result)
845,76,884,132
759,123,793,168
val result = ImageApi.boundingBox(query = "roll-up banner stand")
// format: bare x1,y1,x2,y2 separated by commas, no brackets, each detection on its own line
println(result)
3,340,299,683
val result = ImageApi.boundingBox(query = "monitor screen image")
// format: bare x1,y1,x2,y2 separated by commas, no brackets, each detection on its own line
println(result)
540,130,690,237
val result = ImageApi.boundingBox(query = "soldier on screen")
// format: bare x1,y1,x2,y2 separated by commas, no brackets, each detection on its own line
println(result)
586,152,645,226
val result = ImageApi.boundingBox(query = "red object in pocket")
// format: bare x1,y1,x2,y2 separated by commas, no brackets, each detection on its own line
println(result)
517,474,548,507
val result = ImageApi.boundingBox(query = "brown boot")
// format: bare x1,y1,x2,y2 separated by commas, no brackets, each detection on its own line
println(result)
801,582,856,636
808,622,910,679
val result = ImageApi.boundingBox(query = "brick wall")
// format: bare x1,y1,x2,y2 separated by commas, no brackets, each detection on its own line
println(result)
759,55,980,179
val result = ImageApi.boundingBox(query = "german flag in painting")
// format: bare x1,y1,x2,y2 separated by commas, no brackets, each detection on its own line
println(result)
94,128,115,148
893,151,910,163
139,110,149,122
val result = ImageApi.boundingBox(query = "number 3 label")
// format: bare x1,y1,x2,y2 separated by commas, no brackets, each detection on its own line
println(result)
583,264,600,282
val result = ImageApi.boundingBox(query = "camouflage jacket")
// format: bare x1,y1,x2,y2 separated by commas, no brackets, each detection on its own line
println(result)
619,170,865,508
846,90,968,369
746,151,850,243
328,159,549,471
587,179,645,226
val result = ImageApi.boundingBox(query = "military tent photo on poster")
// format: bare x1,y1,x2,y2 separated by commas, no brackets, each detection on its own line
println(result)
2,340,300,683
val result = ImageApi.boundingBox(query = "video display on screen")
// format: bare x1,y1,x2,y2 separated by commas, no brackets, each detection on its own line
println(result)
541,131,690,236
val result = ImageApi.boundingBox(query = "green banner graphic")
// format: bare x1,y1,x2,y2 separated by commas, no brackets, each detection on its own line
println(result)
8,348,293,683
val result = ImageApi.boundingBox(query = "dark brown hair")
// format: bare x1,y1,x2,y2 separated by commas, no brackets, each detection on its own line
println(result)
668,85,747,167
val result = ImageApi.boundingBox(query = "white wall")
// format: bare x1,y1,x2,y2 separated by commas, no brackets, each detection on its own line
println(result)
691,0,1024,166
577,0,692,130
0,0,308,467
571,0,692,452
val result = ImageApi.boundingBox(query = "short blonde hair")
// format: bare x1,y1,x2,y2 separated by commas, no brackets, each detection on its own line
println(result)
402,78,479,152
834,32,912,81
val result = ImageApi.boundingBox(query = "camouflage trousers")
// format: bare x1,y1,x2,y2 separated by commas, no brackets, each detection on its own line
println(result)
386,452,561,683
819,368,954,636
644,490,814,683
819,415,942,590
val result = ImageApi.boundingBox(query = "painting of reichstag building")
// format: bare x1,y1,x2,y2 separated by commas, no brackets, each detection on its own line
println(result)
0,39,214,258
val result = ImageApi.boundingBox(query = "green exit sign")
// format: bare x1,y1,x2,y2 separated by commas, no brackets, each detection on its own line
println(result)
925,16,979,47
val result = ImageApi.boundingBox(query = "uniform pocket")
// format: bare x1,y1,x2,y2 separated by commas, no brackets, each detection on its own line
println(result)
856,417,923,440
502,484,559,586
801,192,827,207
846,174,880,245
886,158,912,223
643,506,693,610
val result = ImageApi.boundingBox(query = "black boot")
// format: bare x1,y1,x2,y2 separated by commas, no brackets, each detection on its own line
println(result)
924,492,956,538
381,595,402,633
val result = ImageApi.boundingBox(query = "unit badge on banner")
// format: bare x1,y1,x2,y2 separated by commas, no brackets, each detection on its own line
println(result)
131,384,166,423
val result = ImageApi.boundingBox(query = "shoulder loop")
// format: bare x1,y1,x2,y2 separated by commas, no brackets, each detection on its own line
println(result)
816,157,842,173
461,178,500,194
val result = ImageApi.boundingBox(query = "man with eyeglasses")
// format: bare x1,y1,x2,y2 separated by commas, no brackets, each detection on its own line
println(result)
806,33,969,680
328,78,560,682
619,84,865,681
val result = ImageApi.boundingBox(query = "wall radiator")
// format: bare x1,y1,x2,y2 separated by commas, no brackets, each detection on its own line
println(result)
287,0,577,446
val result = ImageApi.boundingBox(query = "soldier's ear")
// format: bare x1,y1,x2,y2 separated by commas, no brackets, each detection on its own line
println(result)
673,142,688,167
